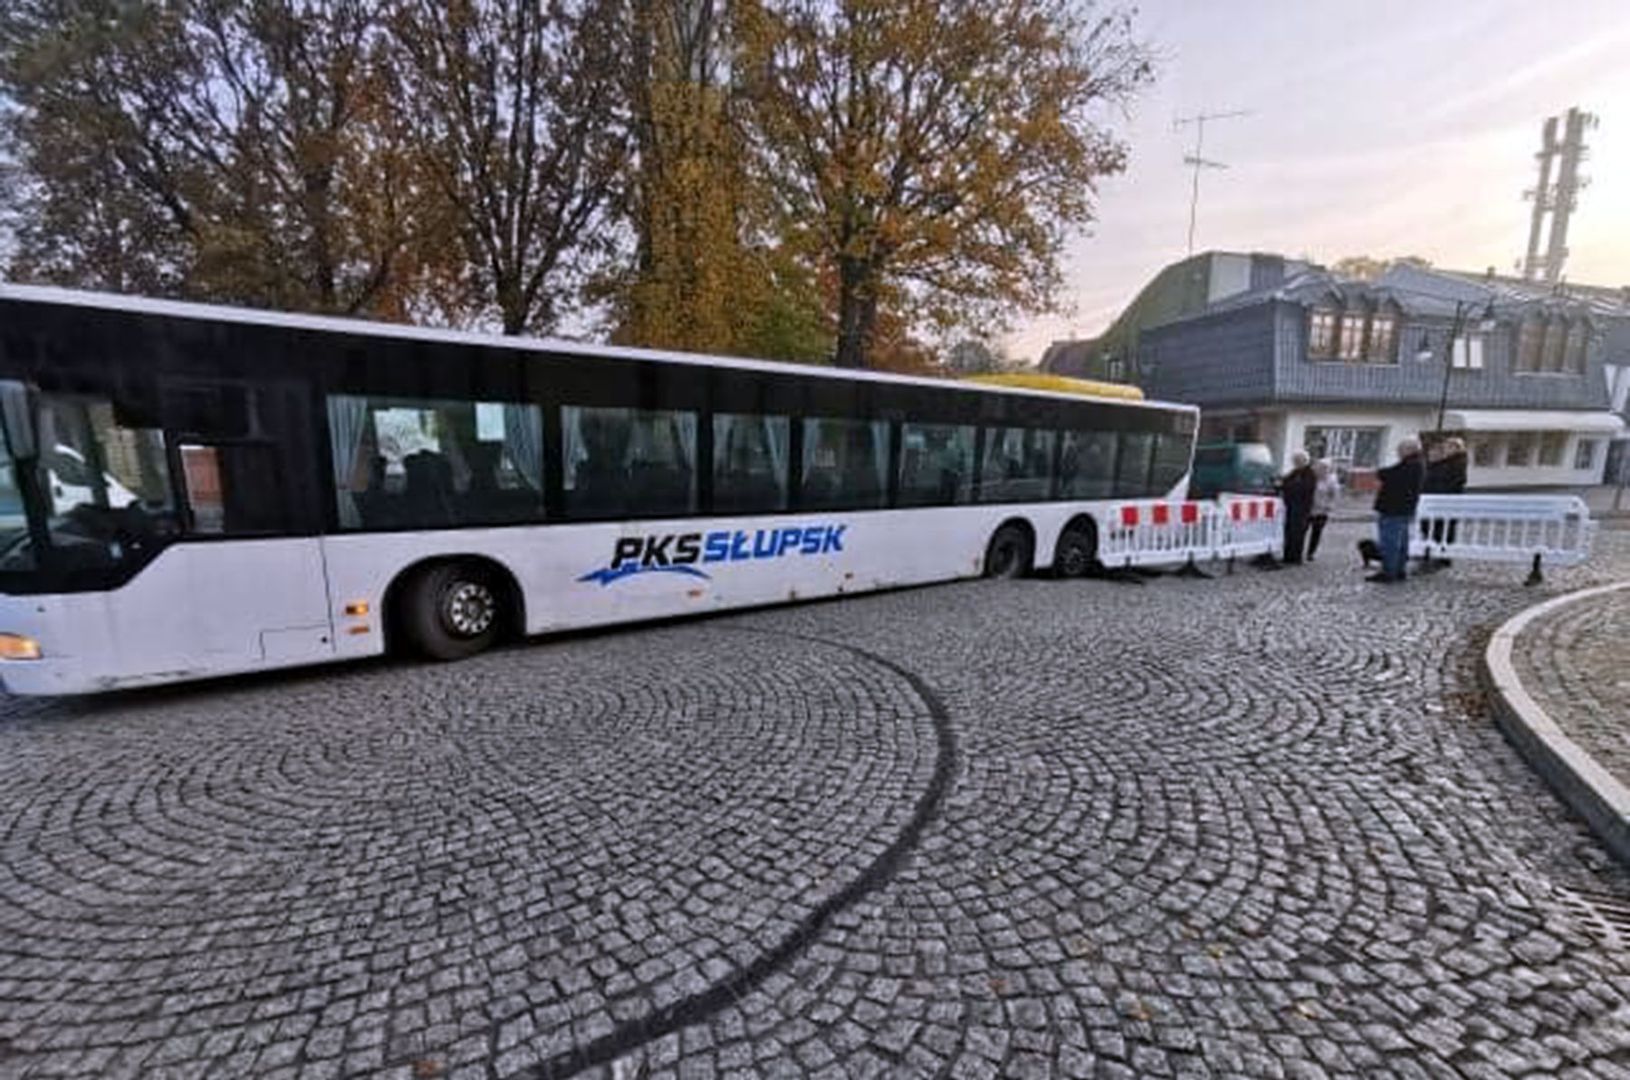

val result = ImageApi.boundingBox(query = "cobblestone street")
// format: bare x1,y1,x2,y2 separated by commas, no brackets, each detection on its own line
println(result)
3,523,1630,1079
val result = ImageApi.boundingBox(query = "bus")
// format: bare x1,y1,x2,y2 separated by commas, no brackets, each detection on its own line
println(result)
0,285,1197,695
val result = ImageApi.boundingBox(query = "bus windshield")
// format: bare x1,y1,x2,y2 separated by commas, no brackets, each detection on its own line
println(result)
0,394,179,578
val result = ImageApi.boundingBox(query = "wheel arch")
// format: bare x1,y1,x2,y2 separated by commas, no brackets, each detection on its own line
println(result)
993,515,1036,546
381,553,527,653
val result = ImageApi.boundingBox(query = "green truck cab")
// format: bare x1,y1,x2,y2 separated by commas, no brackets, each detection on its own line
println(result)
1188,442,1277,499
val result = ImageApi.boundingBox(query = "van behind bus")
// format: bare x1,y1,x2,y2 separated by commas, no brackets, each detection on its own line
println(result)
1188,442,1277,499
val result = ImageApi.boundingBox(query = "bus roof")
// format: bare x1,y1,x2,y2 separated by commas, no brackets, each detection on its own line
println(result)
0,283,1195,416
961,372,1145,402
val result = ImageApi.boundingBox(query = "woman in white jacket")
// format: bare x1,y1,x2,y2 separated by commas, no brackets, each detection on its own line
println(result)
1307,459,1340,561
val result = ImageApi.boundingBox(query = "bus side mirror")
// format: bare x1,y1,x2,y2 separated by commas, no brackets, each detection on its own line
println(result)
0,381,39,462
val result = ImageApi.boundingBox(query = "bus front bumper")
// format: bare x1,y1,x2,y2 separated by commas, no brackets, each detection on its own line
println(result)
0,592,120,696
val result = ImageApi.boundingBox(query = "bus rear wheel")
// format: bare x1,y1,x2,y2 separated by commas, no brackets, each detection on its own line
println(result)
1054,526,1097,579
983,524,1033,579
401,561,504,661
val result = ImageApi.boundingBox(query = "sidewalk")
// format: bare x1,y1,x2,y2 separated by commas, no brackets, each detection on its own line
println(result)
1487,581,1630,867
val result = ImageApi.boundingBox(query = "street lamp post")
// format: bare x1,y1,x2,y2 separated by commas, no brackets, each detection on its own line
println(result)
1418,298,1497,439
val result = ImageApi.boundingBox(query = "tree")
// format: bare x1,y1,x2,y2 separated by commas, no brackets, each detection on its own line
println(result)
944,338,1001,374
0,1,437,315
392,0,630,334
612,0,832,363
1333,254,1432,281
619,0,736,350
736,0,1152,367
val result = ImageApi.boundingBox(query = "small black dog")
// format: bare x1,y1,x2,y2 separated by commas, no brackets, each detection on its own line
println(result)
1356,537,1382,568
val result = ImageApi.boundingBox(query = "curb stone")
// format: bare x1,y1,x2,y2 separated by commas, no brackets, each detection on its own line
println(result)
1481,580,1630,867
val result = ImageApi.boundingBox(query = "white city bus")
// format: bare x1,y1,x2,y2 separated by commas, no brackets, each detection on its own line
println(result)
0,285,1196,695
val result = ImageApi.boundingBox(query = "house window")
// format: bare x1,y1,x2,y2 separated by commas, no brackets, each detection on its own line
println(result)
1308,310,1336,357
1538,432,1568,467
1338,313,1366,361
1451,333,1485,370
1516,318,1543,372
1304,426,1383,474
1471,435,1498,468
1567,324,1589,374
1575,439,1598,471
1366,315,1396,364
1541,319,1567,372
1506,432,1536,467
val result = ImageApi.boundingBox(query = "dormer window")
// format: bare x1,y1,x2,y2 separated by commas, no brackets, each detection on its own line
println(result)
1366,314,1395,363
1541,318,1567,372
1308,310,1336,357
1567,323,1589,373
1516,317,1543,372
1451,332,1485,370
1309,306,1398,365
1337,312,1365,360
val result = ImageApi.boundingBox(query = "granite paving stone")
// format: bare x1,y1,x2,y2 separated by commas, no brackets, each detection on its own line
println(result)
1,523,1628,1077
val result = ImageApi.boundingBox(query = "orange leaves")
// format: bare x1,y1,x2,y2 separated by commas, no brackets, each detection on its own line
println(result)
737,0,1154,366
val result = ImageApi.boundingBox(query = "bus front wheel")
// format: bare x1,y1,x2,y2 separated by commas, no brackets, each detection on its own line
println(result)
983,524,1033,579
401,561,503,661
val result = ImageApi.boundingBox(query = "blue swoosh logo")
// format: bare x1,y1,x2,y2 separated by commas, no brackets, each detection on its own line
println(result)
577,564,712,587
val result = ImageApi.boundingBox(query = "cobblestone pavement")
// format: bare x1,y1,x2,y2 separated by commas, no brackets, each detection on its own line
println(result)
3,523,1630,1079
1514,583,1630,793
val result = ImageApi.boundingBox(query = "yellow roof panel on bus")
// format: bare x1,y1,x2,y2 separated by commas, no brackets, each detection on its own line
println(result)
961,372,1145,402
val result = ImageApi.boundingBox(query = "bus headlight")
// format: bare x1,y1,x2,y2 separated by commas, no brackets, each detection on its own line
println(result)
0,633,42,660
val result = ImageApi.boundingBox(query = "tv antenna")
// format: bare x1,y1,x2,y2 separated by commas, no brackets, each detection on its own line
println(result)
1174,109,1251,256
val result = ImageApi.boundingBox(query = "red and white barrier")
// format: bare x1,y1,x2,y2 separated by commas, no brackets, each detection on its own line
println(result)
1101,495,1284,572
1219,495,1283,561
1101,500,1222,569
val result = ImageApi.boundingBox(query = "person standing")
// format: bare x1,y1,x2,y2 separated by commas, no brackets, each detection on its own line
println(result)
1278,450,1317,564
1421,436,1468,569
1307,458,1339,561
1370,438,1425,583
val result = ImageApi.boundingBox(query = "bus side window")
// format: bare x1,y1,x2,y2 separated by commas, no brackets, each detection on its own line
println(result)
1058,431,1117,499
897,423,974,506
180,443,288,535
1151,432,1193,495
980,427,1055,503
800,418,887,511
328,395,545,529
713,413,789,514
1115,431,1156,497
562,406,696,520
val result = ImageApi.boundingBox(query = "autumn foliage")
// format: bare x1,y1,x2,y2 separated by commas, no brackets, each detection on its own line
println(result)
1,0,1151,366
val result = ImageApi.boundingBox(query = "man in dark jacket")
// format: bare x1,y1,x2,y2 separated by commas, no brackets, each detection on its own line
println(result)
1278,450,1317,564
1420,436,1468,568
1370,437,1425,583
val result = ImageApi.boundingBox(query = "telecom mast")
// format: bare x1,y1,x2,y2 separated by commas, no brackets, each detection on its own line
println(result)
1522,107,1596,284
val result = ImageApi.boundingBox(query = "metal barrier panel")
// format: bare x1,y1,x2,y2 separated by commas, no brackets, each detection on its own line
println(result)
1411,494,1595,567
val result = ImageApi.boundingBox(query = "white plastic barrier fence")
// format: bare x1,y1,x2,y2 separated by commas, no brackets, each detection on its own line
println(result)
1411,494,1595,583
1099,495,1285,573
1218,495,1285,562
1101,500,1220,569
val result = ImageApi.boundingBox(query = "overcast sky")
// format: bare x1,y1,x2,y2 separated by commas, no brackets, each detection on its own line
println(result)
1003,0,1630,363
